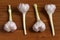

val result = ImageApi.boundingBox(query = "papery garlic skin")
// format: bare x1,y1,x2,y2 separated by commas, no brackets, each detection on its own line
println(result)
33,20,46,32
4,21,17,32
45,4,56,14
18,3,29,13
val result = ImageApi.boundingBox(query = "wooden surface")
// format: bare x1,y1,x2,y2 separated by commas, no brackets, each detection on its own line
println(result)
0,0,60,40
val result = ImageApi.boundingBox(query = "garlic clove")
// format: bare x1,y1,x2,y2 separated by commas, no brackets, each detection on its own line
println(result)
33,20,46,32
18,3,29,13
4,25,11,32
33,23,40,32
4,21,17,32
39,21,46,32
9,21,17,32
4,21,11,32
45,4,56,14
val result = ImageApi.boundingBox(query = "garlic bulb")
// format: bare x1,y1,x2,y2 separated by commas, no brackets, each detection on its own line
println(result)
45,4,56,36
4,21,17,32
18,3,29,13
33,20,46,32
4,5,17,32
18,3,29,35
45,4,56,14
33,4,46,32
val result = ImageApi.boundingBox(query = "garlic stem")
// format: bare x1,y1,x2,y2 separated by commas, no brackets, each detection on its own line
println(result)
23,13,27,35
48,14,55,36
34,4,40,21
8,5,12,21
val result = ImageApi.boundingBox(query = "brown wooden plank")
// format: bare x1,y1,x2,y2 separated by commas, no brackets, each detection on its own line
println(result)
0,0,60,40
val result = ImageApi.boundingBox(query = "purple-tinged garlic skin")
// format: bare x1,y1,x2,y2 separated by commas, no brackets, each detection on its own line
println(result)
33,20,46,32
45,4,56,14
4,21,17,32
18,3,29,13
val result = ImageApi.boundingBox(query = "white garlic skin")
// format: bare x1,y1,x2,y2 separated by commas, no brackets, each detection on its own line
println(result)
45,4,56,14
4,21,17,32
33,20,46,32
18,3,29,13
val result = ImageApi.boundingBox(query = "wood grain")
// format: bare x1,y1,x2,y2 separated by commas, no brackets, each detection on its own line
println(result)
0,0,60,40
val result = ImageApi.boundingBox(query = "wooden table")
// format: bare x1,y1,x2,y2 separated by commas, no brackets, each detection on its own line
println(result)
0,0,60,40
